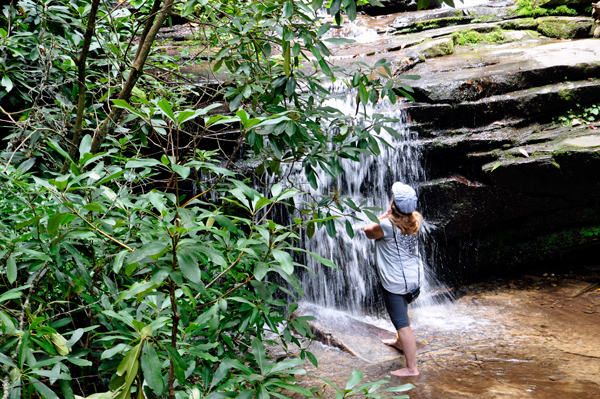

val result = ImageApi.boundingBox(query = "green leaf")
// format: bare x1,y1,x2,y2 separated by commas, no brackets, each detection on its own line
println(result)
306,222,315,239
252,338,267,375
345,0,357,21
79,134,92,160
66,357,92,366
345,219,355,239
296,249,338,270
125,158,163,168
30,377,59,399
172,163,191,179
19,330,30,368
177,249,200,284
363,210,380,224
254,262,269,281
6,255,16,284
268,358,304,375
47,213,67,235
250,280,272,301
47,140,73,164
1,76,13,93
58,380,75,399
0,352,16,368
127,243,166,265
282,1,294,18
257,385,270,399
210,361,233,389
346,369,363,390
165,346,187,384
399,74,421,80
229,93,243,111
330,0,342,14
306,351,318,368
157,98,175,122
323,38,356,45
65,328,84,348
272,249,294,275
285,78,297,97
142,343,164,396
113,250,128,274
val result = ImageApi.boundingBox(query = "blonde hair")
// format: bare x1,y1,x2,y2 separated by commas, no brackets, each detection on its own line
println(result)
388,200,422,236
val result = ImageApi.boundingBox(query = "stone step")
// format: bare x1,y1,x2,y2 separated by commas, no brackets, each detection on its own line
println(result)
406,39,600,104
405,79,600,128
293,305,402,364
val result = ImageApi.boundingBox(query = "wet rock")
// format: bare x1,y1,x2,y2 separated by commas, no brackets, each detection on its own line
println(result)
404,40,600,106
536,16,593,38
359,0,442,16
500,17,540,30
293,305,403,364
420,37,455,58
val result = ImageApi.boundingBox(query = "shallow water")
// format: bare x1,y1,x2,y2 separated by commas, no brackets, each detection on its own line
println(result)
285,274,600,399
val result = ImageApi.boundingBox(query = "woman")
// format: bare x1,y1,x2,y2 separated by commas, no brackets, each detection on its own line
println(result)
364,181,423,377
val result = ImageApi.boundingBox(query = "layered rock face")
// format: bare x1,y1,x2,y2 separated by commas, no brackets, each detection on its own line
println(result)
326,0,600,283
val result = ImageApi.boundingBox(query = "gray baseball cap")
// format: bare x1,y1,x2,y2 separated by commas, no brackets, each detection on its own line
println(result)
392,182,417,214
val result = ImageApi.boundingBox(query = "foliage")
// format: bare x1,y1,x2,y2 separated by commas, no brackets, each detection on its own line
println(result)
555,103,600,126
311,370,414,398
0,0,423,398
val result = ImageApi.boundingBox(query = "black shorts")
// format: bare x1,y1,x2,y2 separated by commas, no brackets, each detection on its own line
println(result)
381,285,410,330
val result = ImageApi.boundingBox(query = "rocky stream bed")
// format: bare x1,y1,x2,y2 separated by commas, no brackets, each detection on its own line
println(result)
273,270,600,398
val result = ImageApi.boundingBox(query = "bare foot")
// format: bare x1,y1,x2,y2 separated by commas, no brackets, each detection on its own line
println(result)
390,368,419,377
382,338,403,353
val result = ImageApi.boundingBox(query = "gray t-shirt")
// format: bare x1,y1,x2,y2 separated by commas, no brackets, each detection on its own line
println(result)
374,218,423,295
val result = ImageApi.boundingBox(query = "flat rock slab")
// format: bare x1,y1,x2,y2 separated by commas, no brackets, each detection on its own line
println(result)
563,135,600,147
407,39,600,104
295,304,402,364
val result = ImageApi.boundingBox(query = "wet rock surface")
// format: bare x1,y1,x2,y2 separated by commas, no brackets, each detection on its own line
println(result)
279,271,600,398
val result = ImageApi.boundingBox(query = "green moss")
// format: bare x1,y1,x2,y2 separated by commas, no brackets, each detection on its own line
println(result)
557,87,573,101
452,28,508,46
454,10,463,17
514,0,577,17
536,17,588,38
422,38,455,58
500,18,539,30
471,15,502,23
414,16,466,30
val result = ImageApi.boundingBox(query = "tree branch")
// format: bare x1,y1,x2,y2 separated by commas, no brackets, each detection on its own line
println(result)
61,0,101,174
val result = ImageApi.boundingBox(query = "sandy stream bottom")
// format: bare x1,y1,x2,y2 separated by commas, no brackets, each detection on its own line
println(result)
270,272,600,398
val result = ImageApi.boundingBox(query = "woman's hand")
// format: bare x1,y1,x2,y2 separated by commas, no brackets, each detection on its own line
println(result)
379,202,392,220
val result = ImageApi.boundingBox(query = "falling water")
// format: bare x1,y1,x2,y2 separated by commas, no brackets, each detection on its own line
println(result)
267,81,454,324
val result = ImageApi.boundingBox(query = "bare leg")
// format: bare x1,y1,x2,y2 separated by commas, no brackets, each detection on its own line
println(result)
390,326,419,377
382,313,411,352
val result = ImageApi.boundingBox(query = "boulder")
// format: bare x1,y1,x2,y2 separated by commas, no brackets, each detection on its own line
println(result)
536,16,593,37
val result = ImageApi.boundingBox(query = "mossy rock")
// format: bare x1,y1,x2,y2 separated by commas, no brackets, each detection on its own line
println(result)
540,0,592,6
500,18,539,30
452,27,508,46
421,37,455,58
536,17,592,38
414,16,467,31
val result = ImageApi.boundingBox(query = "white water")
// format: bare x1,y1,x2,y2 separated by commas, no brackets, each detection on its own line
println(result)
265,80,462,331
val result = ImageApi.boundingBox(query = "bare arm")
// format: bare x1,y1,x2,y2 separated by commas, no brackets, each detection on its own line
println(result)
364,203,392,240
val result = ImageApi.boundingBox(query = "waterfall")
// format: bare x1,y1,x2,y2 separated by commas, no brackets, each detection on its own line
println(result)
269,85,452,319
